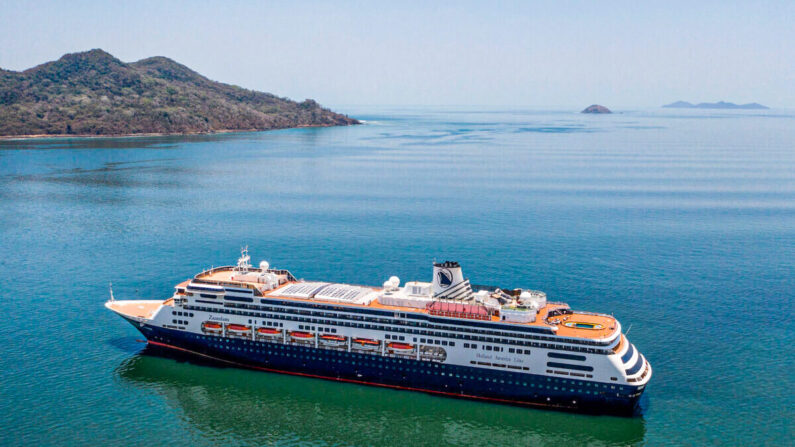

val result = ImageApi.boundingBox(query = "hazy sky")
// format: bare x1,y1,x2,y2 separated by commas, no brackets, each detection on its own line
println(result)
1,0,793,108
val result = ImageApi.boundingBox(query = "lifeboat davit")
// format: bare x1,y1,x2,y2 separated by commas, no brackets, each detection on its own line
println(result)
319,334,346,346
226,324,251,334
202,322,223,333
353,338,380,350
388,342,414,353
291,331,314,341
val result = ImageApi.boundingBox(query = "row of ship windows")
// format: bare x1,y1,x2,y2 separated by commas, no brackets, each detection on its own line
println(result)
418,338,454,346
169,333,630,394
547,370,595,379
194,293,255,303
249,320,284,327
184,305,611,355
172,319,189,325
463,343,531,354
625,355,646,376
548,352,587,362
297,324,338,333
186,299,612,348
470,360,530,371
547,361,594,372
627,362,650,383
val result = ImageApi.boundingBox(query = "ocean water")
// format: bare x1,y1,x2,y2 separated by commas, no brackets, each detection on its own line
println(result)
0,107,793,446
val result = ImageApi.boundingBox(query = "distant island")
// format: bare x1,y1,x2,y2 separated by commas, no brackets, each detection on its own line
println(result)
662,101,768,110
581,104,611,114
0,49,358,138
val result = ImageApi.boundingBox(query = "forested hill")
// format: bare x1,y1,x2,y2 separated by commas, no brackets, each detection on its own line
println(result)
0,49,358,137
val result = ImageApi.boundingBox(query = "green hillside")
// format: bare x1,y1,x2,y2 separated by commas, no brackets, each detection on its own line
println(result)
0,49,358,137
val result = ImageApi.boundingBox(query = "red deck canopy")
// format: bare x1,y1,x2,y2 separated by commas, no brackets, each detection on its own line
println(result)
427,301,489,316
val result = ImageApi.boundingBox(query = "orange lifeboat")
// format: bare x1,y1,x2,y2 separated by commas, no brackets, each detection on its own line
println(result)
353,338,380,350
388,342,414,353
226,324,251,335
319,334,346,346
256,327,281,338
202,322,223,334
290,331,314,341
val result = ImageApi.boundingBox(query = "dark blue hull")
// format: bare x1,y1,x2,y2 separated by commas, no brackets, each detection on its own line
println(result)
134,322,643,415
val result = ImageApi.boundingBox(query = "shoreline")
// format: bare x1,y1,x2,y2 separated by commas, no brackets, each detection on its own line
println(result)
0,123,358,142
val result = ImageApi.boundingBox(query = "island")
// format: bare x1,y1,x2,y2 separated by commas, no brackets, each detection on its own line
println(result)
662,101,768,110
581,104,612,114
0,49,359,138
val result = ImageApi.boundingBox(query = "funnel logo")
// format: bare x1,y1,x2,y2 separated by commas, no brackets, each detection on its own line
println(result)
437,269,453,288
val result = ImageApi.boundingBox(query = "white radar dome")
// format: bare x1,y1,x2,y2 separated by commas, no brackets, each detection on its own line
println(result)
259,260,270,271
389,276,400,287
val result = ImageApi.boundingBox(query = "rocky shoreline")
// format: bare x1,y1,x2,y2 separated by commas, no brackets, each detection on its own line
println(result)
0,123,353,141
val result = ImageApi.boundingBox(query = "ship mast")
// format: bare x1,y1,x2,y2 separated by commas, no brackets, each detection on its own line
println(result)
236,245,252,273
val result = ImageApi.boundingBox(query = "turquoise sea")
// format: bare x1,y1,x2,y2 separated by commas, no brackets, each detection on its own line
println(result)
0,107,793,446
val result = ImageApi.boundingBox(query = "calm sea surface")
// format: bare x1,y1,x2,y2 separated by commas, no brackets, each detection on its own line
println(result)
0,107,793,446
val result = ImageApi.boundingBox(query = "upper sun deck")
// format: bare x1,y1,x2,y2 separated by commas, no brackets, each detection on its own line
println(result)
190,265,619,342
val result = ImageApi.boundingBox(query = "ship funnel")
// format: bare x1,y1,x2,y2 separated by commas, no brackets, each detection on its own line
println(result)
432,261,474,300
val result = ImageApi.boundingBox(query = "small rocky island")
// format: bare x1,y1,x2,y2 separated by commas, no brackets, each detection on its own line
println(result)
663,101,768,110
0,49,358,138
581,104,612,114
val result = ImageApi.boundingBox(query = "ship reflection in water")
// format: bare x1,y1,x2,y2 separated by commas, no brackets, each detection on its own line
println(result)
116,346,647,446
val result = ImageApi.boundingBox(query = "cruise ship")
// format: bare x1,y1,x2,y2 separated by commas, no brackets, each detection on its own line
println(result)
107,249,651,415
